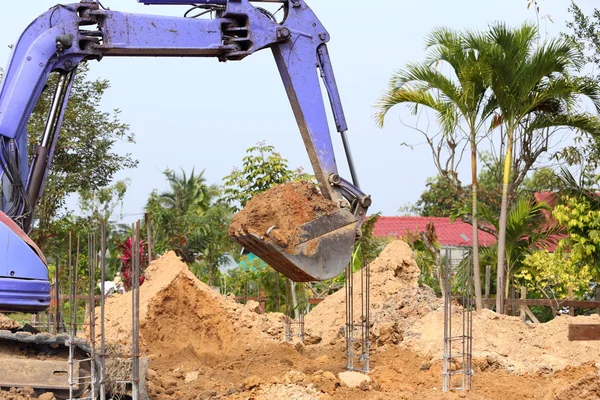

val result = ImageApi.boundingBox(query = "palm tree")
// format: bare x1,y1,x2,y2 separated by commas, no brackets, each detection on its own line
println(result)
477,196,561,302
146,167,227,280
158,168,219,215
376,27,492,310
470,22,600,313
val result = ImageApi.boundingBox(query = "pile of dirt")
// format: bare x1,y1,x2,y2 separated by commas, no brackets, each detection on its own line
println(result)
552,368,600,400
93,251,284,348
0,387,37,400
229,181,337,248
305,240,441,345
83,244,600,400
403,308,600,374
305,238,600,378
0,314,18,331
91,252,299,399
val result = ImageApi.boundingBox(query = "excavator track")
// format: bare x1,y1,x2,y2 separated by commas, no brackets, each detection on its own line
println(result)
0,329,98,399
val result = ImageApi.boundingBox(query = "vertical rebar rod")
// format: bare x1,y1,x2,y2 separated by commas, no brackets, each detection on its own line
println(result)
360,254,364,370
364,264,371,373
345,262,354,370
89,232,97,400
100,221,107,400
73,236,80,336
298,312,304,343
442,248,451,392
132,221,141,400
284,280,292,342
467,250,473,389
68,232,74,400
55,259,61,334
131,223,137,400
345,263,350,370
73,236,81,397
461,252,467,389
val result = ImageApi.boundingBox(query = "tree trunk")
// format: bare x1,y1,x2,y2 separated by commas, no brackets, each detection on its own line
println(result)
290,280,300,320
496,128,513,314
471,135,483,311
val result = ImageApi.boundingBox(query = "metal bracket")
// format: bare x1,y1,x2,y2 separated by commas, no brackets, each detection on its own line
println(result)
329,173,371,232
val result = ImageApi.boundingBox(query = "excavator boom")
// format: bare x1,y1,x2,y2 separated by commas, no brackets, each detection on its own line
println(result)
0,0,370,312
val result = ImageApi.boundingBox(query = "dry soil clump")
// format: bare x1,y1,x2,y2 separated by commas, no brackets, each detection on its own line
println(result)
229,181,337,248
0,314,18,331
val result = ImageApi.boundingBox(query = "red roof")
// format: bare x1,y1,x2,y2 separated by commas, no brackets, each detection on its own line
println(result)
534,192,560,227
373,216,497,247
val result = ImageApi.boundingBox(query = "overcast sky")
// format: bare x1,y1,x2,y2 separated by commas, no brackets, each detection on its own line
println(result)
0,1,594,223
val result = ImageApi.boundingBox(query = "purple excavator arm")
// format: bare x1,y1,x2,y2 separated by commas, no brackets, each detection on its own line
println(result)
0,0,371,311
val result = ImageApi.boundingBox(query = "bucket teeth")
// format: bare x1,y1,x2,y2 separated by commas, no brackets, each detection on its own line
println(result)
231,209,358,282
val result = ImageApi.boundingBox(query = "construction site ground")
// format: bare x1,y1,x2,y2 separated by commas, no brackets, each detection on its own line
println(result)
2,240,600,399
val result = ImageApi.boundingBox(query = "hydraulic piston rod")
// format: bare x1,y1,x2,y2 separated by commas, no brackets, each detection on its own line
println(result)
24,70,74,232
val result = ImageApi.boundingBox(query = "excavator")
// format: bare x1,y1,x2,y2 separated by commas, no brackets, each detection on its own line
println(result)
0,0,371,397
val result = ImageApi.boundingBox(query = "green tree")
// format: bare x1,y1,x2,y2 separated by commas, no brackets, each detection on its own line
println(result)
146,168,215,254
413,175,463,217
222,141,311,210
553,195,600,280
146,168,234,286
516,250,592,304
159,168,219,215
478,196,561,302
25,65,137,250
469,22,600,312
521,168,567,193
78,179,129,223
568,2,600,80
376,27,492,310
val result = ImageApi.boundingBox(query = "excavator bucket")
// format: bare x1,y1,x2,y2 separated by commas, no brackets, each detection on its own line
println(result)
231,209,358,282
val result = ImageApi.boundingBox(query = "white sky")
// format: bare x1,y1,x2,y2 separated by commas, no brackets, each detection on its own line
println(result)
0,0,596,223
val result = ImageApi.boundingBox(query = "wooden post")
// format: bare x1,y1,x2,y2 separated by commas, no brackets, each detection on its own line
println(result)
84,300,90,325
145,213,153,265
520,287,526,323
568,287,575,317
259,288,266,314
509,286,516,316
485,265,491,309
596,287,600,316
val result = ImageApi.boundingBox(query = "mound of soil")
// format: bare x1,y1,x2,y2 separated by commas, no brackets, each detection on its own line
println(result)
305,240,441,345
305,239,600,378
229,181,337,248
0,314,18,331
93,251,284,348
85,246,600,400
403,308,600,374
553,370,600,400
